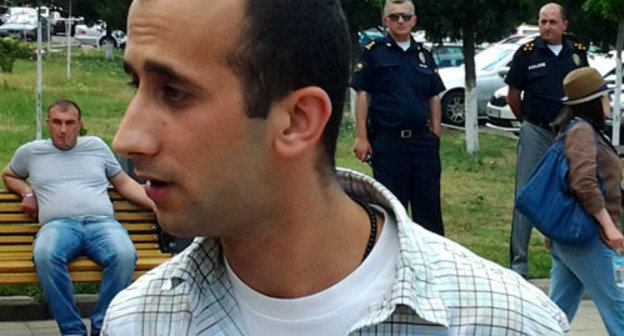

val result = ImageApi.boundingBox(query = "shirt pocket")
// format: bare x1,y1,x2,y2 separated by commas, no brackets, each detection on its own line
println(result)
526,67,548,81
526,68,550,94
375,61,402,89
412,66,435,93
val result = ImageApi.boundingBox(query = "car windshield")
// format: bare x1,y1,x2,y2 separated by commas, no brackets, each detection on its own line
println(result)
6,13,36,24
475,46,515,71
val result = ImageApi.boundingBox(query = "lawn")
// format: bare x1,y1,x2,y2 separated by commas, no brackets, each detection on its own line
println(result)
0,48,551,297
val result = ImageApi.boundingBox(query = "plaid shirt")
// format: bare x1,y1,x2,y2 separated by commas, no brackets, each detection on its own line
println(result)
103,168,569,336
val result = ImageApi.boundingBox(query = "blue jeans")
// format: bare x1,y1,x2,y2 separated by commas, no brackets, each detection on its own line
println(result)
33,218,137,336
550,236,624,335
510,121,555,276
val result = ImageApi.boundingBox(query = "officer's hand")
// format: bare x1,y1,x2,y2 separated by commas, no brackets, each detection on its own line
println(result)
353,136,372,162
21,195,38,219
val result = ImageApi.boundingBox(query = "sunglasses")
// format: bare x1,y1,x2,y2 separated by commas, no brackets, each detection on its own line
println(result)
386,13,414,22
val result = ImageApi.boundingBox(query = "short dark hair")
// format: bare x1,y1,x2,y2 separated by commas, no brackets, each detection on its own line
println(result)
551,98,605,134
383,0,415,16
47,99,82,120
540,2,567,22
228,0,351,172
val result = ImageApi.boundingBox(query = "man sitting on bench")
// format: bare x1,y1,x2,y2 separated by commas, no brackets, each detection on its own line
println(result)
1,100,154,336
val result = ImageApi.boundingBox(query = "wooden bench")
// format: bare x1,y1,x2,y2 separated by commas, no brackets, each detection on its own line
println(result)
0,189,171,284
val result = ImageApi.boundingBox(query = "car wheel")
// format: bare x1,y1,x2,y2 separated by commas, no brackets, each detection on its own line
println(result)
441,90,465,126
99,36,117,49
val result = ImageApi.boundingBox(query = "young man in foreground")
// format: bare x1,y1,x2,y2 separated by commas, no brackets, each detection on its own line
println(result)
103,0,570,334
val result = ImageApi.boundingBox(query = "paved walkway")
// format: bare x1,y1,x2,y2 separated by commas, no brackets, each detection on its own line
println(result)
0,301,609,335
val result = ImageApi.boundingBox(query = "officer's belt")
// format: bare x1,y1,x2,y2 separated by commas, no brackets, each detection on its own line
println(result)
525,119,554,133
374,126,429,139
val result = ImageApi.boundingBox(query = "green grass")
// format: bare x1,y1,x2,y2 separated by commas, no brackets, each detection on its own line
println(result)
0,48,551,297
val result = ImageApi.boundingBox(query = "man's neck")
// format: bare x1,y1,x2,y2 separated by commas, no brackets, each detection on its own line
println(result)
389,32,410,43
542,36,563,46
221,174,378,299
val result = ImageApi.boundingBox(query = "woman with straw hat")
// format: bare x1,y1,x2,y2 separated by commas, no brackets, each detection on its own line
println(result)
549,66,624,335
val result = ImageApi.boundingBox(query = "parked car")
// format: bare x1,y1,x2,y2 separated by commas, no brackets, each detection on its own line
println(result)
0,6,9,25
357,27,384,47
486,63,624,134
0,11,48,41
429,43,485,68
74,21,126,49
437,38,532,125
52,16,83,36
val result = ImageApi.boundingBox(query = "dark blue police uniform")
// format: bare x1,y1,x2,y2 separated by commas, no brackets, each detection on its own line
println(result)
505,36,589,127
505,36,588,277
351,35,446,235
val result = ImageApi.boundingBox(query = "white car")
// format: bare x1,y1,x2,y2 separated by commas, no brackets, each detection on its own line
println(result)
0,10,49,41
74,21,126,49
486,60,622,133
438,36,536,125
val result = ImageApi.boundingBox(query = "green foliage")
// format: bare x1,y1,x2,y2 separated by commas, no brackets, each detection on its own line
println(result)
341,0,384,35
583,0,624,23
416,0,528,44
520,0,619,50
0,38,33,73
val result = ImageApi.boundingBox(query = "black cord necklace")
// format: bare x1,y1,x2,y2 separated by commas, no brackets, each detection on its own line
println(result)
353,198,378,261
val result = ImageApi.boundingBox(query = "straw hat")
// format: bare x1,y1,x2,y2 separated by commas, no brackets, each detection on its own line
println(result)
561,67,609,105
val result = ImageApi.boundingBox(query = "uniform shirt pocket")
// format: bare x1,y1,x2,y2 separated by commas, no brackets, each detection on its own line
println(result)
526,67,547,80
412,66,435,93
376,61,402,89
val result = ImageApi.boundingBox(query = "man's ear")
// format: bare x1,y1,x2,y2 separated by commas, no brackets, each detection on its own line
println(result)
269,86,332,159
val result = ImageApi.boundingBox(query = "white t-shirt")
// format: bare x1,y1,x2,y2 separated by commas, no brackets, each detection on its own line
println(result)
547,44,562,56
225,205,399,336
397,41,410,51
8,136,122,224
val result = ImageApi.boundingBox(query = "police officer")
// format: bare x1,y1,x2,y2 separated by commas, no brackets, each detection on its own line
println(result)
506,2,588,278
351,0,445,235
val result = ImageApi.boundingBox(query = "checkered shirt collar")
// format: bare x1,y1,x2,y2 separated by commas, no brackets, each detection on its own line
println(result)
164,168,450,329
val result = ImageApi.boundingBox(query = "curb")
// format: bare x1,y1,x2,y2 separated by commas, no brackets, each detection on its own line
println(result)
0,294,97,321
0,279,589,321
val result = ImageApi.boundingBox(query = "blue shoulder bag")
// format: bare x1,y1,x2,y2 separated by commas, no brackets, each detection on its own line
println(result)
515,119,602,245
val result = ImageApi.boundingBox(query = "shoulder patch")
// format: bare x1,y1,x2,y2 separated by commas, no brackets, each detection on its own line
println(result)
364,41,378,51
574,42,588,52
522,42,535,53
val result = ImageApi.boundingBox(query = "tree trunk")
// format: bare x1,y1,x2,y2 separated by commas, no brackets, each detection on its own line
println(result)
612,19,623,147
36,3,43,140
463,29,478,154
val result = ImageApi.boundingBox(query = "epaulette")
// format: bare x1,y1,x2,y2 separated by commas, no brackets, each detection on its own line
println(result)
522,42,535,53
422,44,431,53
573,42,588,52
364,41,378,51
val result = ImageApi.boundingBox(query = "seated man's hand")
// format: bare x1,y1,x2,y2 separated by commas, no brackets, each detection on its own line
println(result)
21,194,38,218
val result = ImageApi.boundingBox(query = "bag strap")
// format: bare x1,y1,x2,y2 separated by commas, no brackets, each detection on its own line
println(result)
561,118,605,190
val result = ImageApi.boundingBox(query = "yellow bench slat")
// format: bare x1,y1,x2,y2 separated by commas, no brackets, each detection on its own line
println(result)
0,257,170,273
0,202,149,213
0,223,156,235
0,242,161,253
0,270,151,284
0,249,169,261
0,234,157,245
0,212,156,224
0,236,33,244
